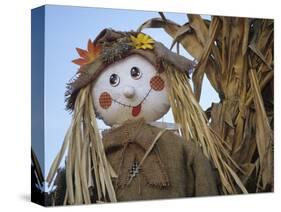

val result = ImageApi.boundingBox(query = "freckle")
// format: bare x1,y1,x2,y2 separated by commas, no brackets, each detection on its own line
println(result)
150,75,165,91
99,92,112,109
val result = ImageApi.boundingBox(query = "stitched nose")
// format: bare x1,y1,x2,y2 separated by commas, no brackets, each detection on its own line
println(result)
123,86,135,99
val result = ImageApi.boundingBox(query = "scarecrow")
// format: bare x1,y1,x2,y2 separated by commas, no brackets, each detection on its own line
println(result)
47,29,219,205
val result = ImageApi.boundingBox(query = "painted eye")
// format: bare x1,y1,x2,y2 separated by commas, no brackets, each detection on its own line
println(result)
109,73,120,87
130,67,142,80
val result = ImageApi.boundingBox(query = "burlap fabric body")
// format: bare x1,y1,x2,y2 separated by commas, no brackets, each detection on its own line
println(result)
102,119,218,201
49,119,218,205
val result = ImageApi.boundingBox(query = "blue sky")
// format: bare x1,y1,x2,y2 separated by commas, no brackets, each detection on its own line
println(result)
32,5,219,178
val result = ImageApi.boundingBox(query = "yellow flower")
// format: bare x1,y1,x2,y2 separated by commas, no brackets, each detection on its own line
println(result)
130,33,154,50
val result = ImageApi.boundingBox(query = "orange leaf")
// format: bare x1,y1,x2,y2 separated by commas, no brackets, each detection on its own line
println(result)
76,48,89,60
72,58,88,66
72,39,102,69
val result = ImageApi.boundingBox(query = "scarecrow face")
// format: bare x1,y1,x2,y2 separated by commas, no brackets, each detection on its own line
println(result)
92,54,170,126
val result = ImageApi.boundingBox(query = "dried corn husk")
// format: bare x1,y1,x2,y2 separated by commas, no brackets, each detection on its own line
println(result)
139,13,273,193
31,148,44,186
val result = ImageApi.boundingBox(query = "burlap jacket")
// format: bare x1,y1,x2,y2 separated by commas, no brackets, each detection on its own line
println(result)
51,119,218,205
102,119,218,202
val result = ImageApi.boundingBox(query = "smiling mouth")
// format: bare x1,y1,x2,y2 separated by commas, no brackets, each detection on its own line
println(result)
111,88,152,117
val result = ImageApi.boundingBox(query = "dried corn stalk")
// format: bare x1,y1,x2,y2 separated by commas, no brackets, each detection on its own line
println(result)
139,13,273,193
32,148,44,188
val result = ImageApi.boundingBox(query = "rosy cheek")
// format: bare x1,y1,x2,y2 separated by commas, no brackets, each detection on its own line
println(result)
150,75,165,91
99,92,112,109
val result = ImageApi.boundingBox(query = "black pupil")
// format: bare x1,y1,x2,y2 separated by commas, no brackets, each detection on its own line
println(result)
110,74,119,85
131,67,140,78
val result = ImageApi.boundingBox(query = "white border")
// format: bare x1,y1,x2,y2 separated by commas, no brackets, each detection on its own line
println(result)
0,0,279,211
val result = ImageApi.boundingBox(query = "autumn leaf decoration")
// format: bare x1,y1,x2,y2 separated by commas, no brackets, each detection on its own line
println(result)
72,39,101,69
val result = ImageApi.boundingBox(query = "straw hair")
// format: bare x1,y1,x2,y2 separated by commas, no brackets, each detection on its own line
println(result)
48,65,246,205
48,63,247,205
47,84,117,204
165,63,247,194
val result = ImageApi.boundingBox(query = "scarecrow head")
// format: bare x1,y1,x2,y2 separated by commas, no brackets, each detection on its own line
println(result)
67,29,194,126
48,28,201,204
